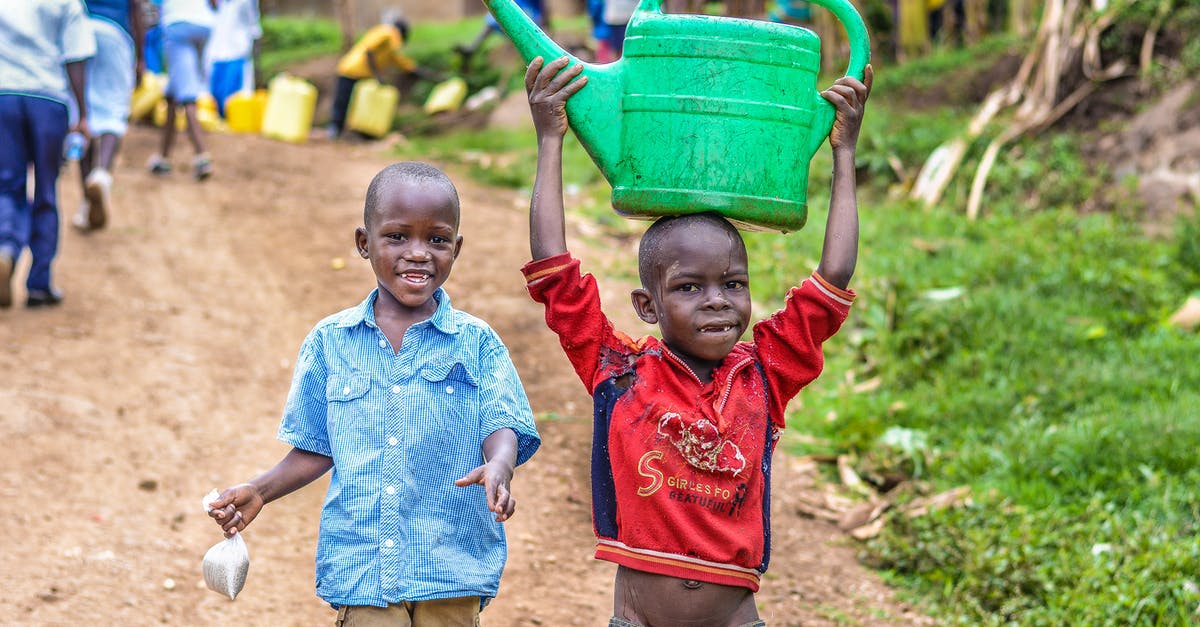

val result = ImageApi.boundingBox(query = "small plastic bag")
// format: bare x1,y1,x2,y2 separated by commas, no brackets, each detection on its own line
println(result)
201,489,250,600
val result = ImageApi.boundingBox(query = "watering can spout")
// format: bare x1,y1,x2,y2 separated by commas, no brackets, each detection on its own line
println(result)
480,0,624,180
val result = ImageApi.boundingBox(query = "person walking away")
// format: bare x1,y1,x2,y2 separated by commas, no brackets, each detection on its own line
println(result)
204,0,261,117
326,14,427,140
147,0,216,180
521,56,872,625
0,0,95,309
72,0,146,233
207,162,541,623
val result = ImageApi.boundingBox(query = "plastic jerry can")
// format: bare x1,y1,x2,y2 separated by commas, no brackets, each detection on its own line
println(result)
261,75,317,143
423,77,468,115
153,93,223,131
130,72,166,121
225,89,268,133
347,79,399,138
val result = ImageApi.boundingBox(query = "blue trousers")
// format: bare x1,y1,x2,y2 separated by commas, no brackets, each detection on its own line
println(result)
0,94,68,292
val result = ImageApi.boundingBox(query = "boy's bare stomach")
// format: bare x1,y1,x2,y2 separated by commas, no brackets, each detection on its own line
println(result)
613,566,760,627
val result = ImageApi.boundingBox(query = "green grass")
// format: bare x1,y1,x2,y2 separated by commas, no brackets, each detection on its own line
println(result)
258,16,342,79
766,35,1200,625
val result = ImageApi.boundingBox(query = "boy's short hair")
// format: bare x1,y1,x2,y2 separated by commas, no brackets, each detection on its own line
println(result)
364,161,460,228
637,212,744,288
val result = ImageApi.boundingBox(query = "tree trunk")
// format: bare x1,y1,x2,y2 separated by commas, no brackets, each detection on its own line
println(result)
335,0,357,52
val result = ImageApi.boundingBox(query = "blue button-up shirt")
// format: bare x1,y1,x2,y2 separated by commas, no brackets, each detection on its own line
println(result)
279,288,541,607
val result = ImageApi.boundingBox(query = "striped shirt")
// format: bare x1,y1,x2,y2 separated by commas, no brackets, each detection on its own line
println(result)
279,288,540,607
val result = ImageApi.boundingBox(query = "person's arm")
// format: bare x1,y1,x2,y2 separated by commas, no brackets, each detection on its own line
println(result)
207,447,333,537
526,56,587,260
65,60,89,137
814,64,873,290
129,0,146,82
365,49,387,84
454,428,519,521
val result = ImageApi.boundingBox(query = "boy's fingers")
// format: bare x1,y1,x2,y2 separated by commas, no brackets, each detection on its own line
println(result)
535,56,571,91
559,75,589,99
545,62,584,92
821,88,850,109
454,466,483,487
524,56,544,92
863,64,875,95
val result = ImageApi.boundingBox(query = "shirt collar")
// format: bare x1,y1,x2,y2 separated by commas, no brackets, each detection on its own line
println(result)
333,288,458,334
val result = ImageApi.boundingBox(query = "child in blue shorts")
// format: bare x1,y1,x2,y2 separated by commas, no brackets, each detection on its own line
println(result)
208,162,542,624
148,0,216,180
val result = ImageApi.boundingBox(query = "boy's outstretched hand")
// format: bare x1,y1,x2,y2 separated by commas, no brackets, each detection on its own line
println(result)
526,55,587,139
455,459,517,522
822,64,874,151
207,484,265,538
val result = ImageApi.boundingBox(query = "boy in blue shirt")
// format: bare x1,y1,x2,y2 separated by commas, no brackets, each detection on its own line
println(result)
208,161,541,624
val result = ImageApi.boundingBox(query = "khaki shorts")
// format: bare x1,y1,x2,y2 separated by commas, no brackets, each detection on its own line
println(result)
335,597,481,627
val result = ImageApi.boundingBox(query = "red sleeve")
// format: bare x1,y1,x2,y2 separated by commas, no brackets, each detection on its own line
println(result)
522,253,640,394
752,272,855,428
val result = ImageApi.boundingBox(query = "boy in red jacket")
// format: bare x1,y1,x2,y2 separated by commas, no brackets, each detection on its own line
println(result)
520,56,872,625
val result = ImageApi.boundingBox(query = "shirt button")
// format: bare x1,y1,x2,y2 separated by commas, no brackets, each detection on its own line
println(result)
378,339,387,348
445,385,454,395
342,386,351,395
391,385,401,394
388,437,398,446
383,539,394,548
386,486,396,495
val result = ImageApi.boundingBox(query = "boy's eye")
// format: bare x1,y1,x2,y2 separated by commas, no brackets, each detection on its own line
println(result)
676,283,700,292
386,233,406,241
725,280,746,290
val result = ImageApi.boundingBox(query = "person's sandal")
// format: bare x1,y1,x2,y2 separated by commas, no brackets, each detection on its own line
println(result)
147,154,172,175
193,153,214,181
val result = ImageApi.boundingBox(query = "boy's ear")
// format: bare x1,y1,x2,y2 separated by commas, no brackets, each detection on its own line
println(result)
631,288,658,324
354,227,369,259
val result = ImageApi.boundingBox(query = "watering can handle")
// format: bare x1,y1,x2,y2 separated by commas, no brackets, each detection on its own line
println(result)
635,0,868,80
803,0,871,82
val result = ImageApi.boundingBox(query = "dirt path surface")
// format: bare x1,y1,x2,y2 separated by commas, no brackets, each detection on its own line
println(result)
0,125,927,626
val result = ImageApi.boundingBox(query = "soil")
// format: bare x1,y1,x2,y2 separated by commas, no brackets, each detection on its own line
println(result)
0,123,929,626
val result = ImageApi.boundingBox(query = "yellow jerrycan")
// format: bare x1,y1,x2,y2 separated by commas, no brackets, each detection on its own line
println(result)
225,89,268,133
152,93,222,131
130,72,166,121
347,79,399,138
423,77,468,115
261,75,317,143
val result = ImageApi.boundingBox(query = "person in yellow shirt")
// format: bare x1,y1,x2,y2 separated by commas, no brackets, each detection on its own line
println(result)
328,17,419,139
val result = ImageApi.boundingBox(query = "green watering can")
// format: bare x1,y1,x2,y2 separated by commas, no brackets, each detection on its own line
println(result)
483,0,869,232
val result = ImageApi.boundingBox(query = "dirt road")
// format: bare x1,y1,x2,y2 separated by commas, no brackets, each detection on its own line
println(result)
0,124,925,625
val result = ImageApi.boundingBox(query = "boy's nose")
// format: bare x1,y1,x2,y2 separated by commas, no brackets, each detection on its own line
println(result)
403,244,432,260
703,289,731,309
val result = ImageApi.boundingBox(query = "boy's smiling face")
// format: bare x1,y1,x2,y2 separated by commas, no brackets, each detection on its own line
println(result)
632,217,752,379
356,181,463,321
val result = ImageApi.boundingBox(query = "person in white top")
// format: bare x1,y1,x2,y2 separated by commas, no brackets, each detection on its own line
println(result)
148,0,218,180
204,0,261,115
0,0,95,308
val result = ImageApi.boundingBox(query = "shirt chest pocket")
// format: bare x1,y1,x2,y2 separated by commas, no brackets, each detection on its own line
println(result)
417,362,481,440
325,372,371,440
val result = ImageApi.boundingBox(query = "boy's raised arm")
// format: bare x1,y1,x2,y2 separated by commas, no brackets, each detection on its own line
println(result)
815,65,873,290
526,56,587,261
